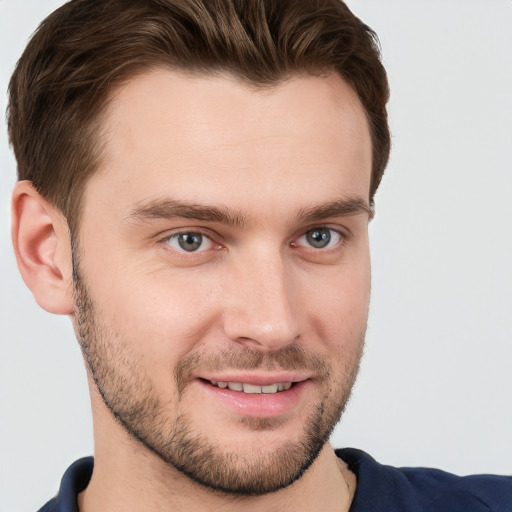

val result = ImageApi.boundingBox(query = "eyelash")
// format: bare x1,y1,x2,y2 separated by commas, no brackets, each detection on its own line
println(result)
160,226,347,254
162,231,216,253
292,227,345,251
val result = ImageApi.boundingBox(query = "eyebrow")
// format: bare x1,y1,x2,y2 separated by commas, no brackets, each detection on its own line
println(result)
124,198,248,227
295,196,374,223
124,195,373,227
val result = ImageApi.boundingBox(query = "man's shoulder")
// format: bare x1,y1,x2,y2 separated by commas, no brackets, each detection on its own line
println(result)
37,451,512,511
36,457,93,512
37,501,60,512
337,448,512,512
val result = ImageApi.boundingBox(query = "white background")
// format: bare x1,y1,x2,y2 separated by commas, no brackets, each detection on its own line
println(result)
1,1,511,510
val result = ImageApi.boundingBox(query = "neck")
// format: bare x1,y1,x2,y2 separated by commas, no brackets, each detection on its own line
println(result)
80,447,352,512
79,421,353,512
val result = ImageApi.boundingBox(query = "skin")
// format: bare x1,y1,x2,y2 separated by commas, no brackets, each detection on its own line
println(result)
12,70,372,511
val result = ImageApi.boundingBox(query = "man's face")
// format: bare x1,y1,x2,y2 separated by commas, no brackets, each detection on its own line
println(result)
73,70,372,495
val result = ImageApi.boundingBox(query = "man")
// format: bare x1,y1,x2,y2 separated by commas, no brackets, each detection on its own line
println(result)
5,0,511,511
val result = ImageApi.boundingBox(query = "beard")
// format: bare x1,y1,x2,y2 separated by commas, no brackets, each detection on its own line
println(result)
72,259,364,496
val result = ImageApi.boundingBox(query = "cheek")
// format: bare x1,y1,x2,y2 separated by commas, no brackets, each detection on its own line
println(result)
84,259,223,365
300,257,370,348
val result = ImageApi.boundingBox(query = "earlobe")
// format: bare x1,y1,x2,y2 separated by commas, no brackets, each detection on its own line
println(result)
11,181,74,315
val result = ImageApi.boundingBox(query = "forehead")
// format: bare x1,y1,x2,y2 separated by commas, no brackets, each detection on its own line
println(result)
87,69,372,218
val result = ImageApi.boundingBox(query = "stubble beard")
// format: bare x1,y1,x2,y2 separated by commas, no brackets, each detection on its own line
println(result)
72,260,364,496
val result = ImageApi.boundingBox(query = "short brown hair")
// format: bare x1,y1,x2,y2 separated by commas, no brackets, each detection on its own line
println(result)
8,0,390,233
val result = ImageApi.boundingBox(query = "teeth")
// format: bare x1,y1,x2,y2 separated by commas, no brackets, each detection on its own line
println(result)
243,383,262,394
210,380,293,394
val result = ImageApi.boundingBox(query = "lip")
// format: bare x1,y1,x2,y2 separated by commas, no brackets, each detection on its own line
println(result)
196,377,311,418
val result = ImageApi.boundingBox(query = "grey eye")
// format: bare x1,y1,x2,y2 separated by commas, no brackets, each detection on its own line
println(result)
305,228,332,248
177,233,203,251
164,231,215,253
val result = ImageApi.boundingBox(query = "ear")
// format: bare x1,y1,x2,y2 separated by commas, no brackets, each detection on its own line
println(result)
11,181,74,315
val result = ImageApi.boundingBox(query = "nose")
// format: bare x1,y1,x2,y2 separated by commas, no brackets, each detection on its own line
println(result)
222,250,300,352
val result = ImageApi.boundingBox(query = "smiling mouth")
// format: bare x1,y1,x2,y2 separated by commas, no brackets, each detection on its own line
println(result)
206,380,294,394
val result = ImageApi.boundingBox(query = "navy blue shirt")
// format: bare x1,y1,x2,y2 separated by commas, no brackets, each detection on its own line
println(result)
38,449,512,511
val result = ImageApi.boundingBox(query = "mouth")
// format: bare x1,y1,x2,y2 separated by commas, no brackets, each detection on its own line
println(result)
196,376,310,419
206,380,294,394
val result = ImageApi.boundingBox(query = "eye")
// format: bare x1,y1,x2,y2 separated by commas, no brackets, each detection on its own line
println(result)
295,227,343,249
164,232,214,252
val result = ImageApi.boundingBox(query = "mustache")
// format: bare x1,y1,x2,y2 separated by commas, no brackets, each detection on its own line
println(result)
175,344,329,393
